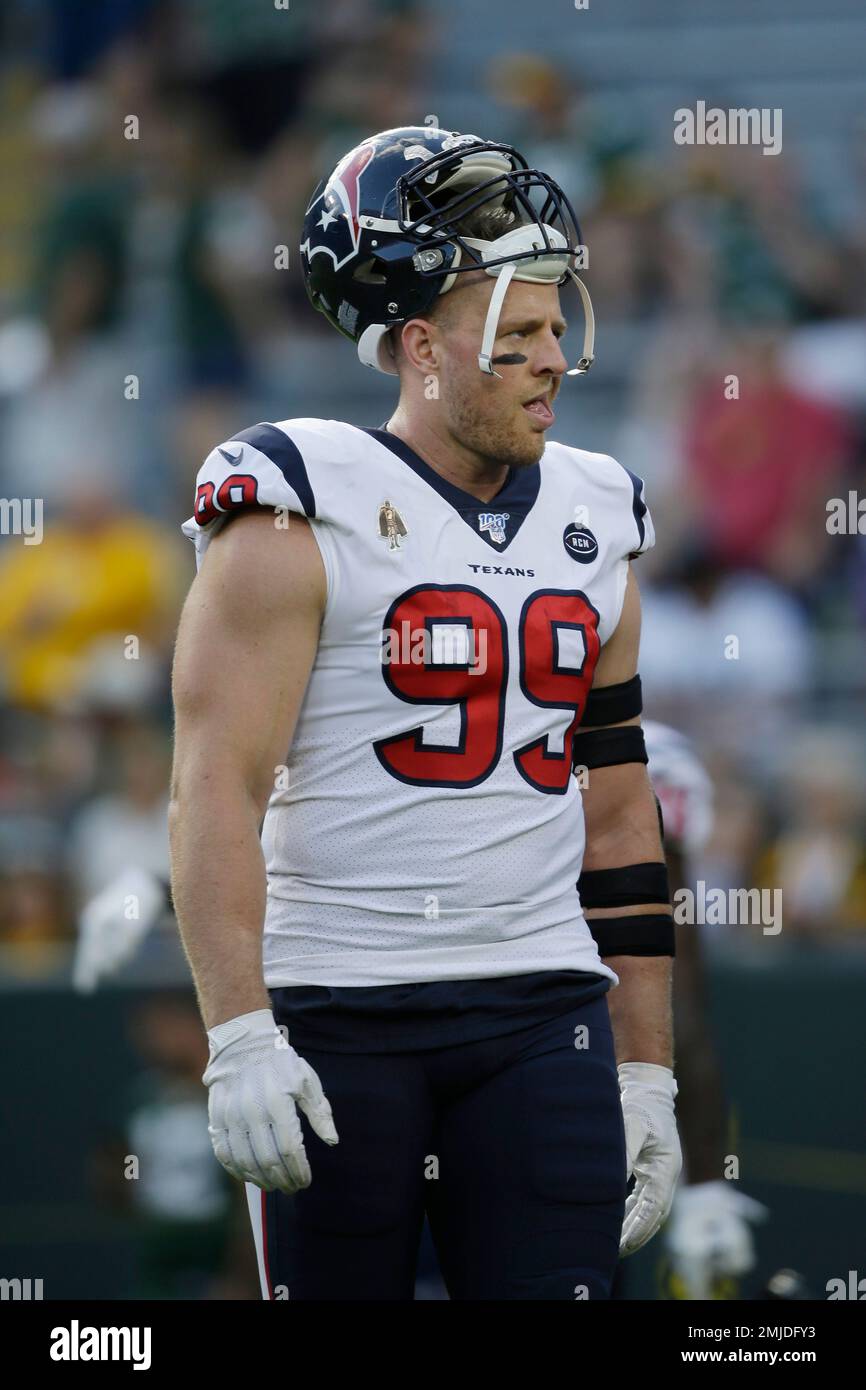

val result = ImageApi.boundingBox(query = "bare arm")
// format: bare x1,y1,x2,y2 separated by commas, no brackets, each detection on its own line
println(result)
169,509,326,1029
580,566,673,1068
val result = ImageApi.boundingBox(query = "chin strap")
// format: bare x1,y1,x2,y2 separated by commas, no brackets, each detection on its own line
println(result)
477,264,595,379
565,269,595,376
358,233,597,380
478,264,517,377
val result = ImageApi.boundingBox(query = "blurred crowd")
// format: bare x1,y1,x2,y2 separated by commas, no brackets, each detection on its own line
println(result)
1,0,866,982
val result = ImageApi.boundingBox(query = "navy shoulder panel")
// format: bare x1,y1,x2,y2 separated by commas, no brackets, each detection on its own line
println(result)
622,466,647,552
231,422,316,518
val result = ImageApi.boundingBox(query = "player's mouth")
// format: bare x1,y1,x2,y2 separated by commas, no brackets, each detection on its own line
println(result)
522,393,555,428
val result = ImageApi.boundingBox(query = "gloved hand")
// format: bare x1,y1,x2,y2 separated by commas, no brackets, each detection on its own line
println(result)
618,1061,683,1257
665,1180,768,1299
203,1008,338,1192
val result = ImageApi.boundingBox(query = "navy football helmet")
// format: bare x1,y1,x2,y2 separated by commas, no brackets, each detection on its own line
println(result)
299,125,594,378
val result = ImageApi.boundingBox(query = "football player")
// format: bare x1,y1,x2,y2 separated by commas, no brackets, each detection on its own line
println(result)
643,721,767,1300
170,126,681,1300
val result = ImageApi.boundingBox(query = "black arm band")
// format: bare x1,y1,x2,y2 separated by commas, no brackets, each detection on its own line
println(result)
572,724,647,771
581,674,643,728
587,913,676,958
578,861,670,909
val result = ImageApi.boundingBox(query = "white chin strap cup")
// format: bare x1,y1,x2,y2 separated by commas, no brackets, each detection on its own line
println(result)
358,321,399,375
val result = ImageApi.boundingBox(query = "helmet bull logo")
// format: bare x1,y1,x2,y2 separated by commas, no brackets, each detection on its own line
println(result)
304,142,375,270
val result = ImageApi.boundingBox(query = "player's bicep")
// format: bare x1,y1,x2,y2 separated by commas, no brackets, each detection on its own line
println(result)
574,563,644,804
593,562,641,689
171,509,326,813
575,564,659,859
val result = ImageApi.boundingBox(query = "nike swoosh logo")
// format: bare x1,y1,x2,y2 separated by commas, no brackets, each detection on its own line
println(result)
218,445,242,464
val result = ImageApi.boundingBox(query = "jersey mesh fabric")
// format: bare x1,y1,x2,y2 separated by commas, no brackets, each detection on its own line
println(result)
183,419,654,987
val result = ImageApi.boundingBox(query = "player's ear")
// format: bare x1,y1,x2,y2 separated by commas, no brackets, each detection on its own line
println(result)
398,318,440,375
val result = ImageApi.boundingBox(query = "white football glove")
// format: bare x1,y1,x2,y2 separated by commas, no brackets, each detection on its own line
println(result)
203,1008,338,1193
665,1180,768,1299
73,866,167,993
618,1061,683,1257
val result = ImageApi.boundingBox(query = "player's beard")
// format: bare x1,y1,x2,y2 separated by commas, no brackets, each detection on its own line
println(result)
444,374,545,471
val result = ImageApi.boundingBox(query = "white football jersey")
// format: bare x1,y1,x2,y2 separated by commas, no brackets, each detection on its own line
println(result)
182,419,654,987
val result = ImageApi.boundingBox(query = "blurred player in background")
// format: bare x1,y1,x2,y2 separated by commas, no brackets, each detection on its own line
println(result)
90,994,254,1299
641,720,766,1299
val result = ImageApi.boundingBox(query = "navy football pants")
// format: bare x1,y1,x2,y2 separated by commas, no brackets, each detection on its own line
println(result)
246,992,626,1300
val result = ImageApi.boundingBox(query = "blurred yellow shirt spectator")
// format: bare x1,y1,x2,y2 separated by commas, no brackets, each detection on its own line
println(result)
0,508,184,710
